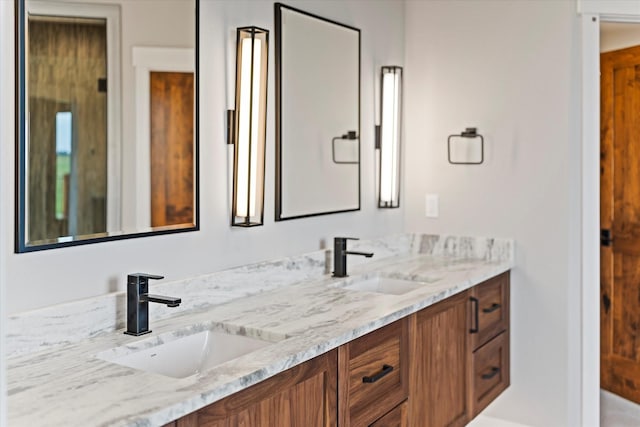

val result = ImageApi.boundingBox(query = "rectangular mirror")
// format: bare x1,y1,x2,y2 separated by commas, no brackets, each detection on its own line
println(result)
275,3,360,221
16,0,199,252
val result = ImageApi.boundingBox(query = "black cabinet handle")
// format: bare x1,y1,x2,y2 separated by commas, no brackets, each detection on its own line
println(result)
470,297,479,333
481,366,500,380
482,303,501,313
362,364,394,383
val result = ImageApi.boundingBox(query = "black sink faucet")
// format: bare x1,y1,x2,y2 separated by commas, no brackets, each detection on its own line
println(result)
125,273,181,336
332,237,374,278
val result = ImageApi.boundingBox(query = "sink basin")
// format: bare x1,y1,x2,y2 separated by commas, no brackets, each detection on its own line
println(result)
334,274,424,295
98,329,278,379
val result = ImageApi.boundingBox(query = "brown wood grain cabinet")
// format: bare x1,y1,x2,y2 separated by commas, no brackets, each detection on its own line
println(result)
470,331,510,416
175,350,337,427
338,318,409,426
469,272,510,352
468,272,510,418
169,272,510,427
369,400,408,427
409,290,471,427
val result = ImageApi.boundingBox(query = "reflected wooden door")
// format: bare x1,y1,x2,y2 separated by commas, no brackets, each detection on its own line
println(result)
150,71,194,227
601,45,640,403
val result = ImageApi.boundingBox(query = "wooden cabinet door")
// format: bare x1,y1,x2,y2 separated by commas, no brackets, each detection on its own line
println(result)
470,331,510,417
409,291,469,427
469,272,509,351
369,400,408,427
338,319,409,427
176,350,337,427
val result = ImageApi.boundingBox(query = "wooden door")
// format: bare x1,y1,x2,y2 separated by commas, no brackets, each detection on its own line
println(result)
409,291,469,427
601,45,640,403
150,71,194,227
175,350,337,426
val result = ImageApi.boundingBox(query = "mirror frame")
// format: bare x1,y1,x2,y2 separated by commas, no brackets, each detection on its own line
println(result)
274,2,361,221
15,0,200,252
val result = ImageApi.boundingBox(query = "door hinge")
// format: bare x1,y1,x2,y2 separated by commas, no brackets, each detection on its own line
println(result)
601,229,613,247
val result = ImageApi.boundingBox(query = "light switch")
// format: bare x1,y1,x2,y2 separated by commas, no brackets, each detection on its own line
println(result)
425,194,439,218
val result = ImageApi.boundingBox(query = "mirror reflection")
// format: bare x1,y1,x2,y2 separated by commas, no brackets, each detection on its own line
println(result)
17,0,198,251
275,4,361,220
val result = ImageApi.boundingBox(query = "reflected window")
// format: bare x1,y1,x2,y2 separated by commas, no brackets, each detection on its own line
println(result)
55,111,72,220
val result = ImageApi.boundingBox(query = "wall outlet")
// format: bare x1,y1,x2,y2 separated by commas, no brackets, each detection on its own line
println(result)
425,194,439,218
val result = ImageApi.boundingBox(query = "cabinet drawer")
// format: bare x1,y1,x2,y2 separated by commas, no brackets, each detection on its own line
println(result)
470,272,509,350
471,331,510,417
338,318,409,427
369,400,408,427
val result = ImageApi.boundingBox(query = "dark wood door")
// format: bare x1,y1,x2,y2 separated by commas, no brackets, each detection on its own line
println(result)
150,71,194,227
409,291,469,427
601,45,640,403
175,350,337,427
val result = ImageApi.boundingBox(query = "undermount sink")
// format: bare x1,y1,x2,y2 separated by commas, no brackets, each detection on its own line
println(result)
98,328,280,379
333,274,425,295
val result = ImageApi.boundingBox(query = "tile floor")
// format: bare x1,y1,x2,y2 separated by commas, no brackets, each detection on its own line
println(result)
468,415,531,427
601,389,640,427
461,389,640,426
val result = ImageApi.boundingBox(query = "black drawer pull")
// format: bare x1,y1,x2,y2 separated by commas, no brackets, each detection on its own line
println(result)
482,303,501,313
481,366,500,380
362,364,394,383
470,297,479,333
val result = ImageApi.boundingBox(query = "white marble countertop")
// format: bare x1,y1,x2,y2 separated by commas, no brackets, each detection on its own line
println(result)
7,248,513,426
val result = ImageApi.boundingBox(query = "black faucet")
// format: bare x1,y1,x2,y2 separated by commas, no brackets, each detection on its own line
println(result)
124,273,181,336
332,237,374,278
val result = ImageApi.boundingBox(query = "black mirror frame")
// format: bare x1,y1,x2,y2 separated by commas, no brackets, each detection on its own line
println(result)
14,0,200,252
274,2,361,222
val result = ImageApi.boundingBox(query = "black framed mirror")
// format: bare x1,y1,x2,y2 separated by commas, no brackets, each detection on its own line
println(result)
275,3,361,221
15,0,199,252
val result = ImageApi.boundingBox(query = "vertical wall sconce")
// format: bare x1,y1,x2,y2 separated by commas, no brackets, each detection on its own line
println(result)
376,66,403,208
228,26,269,227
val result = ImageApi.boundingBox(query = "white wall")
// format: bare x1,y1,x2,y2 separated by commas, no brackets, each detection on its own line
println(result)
0,0,405,313
601,22,640,52
404,1,580,426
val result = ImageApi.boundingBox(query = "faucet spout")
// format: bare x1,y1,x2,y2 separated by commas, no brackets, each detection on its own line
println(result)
142,294,181,307
343,250,374,258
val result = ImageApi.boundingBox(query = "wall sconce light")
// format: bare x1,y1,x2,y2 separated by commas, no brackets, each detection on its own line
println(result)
227,26,269,227
376,66,402,208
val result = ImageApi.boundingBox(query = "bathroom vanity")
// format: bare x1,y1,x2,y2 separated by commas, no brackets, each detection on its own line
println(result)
166,273,509,427
6,234,513,426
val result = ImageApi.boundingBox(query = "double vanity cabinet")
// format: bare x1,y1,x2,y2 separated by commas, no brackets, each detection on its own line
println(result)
165,272,510,427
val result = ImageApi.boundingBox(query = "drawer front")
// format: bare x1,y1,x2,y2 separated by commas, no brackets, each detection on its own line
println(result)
471,331,510,417
369,400,408,427
470,272,509,350
339,319,409,427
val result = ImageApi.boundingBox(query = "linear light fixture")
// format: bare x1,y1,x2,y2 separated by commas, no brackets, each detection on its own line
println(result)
228,26,269,226
377,66,402,208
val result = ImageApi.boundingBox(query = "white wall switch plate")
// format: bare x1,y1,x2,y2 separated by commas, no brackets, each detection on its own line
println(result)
425,194,439,218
